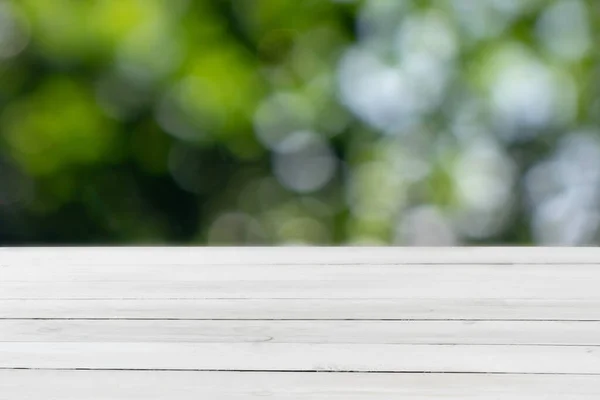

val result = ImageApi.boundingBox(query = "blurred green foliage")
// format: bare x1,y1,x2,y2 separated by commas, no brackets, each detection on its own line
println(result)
0,0,599,245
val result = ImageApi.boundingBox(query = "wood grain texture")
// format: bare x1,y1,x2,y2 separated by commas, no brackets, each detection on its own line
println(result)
1,263,597,281
2,298,599,320
2,371,600,400
2,247,600,396
3,246,600,265
1,265,599,299
3,342,600,373
2,370,600,400
2,320,600,345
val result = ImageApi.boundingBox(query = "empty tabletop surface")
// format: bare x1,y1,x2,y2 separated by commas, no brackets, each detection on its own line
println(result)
2,247,600,399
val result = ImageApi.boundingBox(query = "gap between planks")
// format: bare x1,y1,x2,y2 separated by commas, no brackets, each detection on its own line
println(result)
3,342,600,374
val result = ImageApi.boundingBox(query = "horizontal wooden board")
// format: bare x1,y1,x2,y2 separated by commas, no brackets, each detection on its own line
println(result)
2,298,600,320
4,247,600,387
3,247,600,266
2,342,600,373
2,371,600,399
1,320,600,345
2,262,599,300
0,276,597,299
1,263,597,282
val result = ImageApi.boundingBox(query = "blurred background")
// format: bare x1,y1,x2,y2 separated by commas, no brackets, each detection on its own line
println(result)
0,0,599,245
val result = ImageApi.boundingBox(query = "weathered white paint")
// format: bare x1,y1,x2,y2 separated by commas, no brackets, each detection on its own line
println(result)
1,320,600,345
1,263,598,282
1,265,599,299
1,298,599,320
2,247,599,397
2,246,600,265
2,371,600,400
3,342,600,373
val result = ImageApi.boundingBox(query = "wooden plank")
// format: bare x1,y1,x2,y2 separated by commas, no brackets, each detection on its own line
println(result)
2,298,599,320
1,320,600,345
1,275,598,299
1,263,597,282
3,247,600,265
3,262,599,300
2,342,600,373
2,370,600,400
3,247,599,391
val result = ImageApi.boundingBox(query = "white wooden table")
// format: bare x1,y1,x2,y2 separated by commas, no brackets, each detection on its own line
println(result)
2,247,600,399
